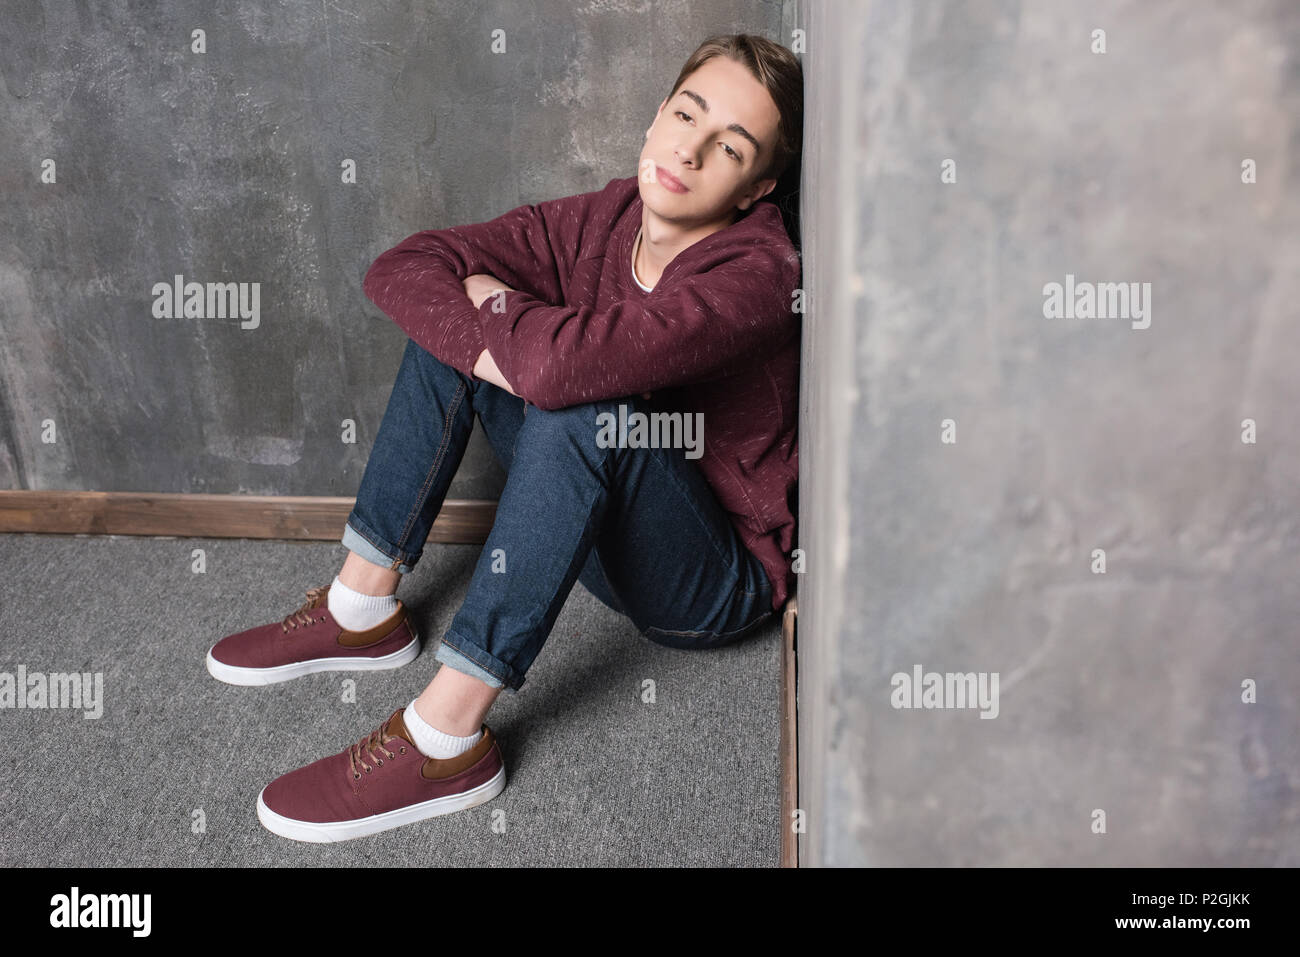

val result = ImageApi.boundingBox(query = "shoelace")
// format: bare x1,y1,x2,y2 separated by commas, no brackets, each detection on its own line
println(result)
348,722,406,780
281,586,329,633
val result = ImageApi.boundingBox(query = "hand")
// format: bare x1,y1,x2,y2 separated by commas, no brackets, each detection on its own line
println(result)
463,273,515,310
473,348,519,397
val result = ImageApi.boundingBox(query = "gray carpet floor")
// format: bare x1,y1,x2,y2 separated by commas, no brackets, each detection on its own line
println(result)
0,532,783,867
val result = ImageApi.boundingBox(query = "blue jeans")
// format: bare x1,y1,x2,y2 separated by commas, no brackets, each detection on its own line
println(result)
342,338,775,693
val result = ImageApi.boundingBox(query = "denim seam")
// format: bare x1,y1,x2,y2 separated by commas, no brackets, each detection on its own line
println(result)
514,454,612,641
394,377,467,553
644,602,772,640
504,409,616,641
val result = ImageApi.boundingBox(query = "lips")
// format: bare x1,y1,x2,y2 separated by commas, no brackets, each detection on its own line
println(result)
655,165,688,193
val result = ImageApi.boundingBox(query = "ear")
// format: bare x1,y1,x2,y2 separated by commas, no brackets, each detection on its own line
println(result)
736,177,778,211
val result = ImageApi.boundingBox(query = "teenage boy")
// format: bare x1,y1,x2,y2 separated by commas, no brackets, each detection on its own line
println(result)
206,34,804,843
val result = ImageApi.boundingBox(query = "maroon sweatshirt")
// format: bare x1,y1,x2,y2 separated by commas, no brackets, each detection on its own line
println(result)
362,175,801,612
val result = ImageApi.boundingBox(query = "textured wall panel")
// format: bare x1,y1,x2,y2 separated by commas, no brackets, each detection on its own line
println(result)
798,0,1299,866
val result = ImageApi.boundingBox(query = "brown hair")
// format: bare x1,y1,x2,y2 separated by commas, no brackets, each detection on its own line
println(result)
665,33,804,187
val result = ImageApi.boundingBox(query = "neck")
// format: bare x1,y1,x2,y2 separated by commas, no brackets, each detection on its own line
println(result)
638,206,737,279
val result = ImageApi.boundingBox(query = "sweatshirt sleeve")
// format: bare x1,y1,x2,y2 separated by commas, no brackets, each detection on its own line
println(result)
362,194,583,379
477,243,801,410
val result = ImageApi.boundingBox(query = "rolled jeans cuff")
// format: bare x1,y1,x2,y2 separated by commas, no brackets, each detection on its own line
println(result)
342,518,416,575
435,630,516,692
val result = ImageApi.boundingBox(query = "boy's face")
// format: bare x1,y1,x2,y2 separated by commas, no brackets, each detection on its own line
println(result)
638,56,782,228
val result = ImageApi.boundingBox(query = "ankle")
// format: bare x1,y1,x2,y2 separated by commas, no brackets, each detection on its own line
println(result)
413,696,479,738
338,552,400,597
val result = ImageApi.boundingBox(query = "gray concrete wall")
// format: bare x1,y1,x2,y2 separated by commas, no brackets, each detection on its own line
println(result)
0,0,792,500
798,0,1299,865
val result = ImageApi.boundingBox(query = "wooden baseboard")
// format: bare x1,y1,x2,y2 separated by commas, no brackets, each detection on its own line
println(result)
0,490,497,543
780,593,799,868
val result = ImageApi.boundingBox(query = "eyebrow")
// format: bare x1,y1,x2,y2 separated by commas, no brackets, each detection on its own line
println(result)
677,89,763,158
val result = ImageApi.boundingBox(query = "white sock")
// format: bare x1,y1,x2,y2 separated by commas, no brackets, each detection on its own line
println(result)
327,575,398,632
403,700,482,759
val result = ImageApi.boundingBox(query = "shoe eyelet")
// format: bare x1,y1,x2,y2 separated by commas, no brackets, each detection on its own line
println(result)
399,747,406,754
353,773,361,780
376,759,383,766
365,767,371,774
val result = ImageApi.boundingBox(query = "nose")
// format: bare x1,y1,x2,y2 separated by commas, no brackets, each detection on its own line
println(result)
675,130,709,169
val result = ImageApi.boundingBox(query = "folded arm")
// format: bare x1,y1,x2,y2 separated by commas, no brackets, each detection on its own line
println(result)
461,275,519,395
477,247,801,410
362,197,576,379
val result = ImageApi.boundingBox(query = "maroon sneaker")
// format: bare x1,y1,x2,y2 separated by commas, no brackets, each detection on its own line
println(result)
206,585,420,686
256,707,507,842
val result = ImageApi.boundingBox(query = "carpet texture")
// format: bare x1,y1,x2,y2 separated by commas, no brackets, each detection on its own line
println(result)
0,532,783,866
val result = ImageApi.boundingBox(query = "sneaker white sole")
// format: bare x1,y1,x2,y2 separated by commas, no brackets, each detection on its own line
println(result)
255,765,507,843
205,634,420,686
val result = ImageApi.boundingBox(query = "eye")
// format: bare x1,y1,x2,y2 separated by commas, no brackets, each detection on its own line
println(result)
676,111,743,162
